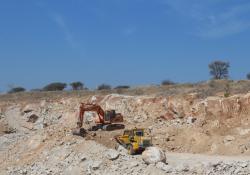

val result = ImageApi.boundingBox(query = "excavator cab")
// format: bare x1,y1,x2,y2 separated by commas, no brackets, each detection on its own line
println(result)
104,110,116,122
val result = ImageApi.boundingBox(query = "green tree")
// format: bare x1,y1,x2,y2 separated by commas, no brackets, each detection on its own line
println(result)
43,82,67,91
97,84,111,90
70,81,84,90
114,85,130,89
161,80,176,86
8,87,26,93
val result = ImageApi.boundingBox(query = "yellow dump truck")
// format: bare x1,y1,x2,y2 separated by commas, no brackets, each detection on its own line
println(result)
114,128,152,155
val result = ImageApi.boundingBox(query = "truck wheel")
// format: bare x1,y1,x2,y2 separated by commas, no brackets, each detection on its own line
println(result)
127,144,135,155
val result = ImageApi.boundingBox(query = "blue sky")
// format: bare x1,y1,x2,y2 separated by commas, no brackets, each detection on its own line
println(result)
0,0,250,91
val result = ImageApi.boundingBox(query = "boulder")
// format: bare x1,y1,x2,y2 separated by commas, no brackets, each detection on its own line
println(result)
104,149,120,160
142,147,166,165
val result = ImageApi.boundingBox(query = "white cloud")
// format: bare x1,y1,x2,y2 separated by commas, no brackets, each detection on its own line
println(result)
34,1,78,49
163,0,250,38
51,13,76,48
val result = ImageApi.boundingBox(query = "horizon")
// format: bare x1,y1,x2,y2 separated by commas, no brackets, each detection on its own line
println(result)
1,0,250,91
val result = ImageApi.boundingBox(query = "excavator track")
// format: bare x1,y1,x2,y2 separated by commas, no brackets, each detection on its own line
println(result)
102,124,125,131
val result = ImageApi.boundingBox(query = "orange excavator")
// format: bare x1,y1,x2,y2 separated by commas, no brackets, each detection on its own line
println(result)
72,103,125,136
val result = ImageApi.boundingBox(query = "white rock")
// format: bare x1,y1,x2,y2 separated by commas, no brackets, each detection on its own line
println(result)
186,116,196,124
78,153,87,162
104,149,120,160
142,147,166,165
91,161,102,170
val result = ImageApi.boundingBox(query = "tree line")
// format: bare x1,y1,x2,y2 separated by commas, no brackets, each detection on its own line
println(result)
6,60,250,94
7,82,130,94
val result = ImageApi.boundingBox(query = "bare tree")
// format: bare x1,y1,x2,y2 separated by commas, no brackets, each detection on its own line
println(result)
209,61,230,79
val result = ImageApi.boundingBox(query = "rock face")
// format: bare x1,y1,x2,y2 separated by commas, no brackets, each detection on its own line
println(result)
142,147,166,165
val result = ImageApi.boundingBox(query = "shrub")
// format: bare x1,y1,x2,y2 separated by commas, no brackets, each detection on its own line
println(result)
97,84,111,90
247,73,250,80
43,82,67,91
8,87,26,94
161,80,176,86
114,85,130,89
209,61,230,79
70,81,84,90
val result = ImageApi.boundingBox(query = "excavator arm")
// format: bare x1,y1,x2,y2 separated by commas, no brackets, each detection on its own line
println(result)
77,103,105,128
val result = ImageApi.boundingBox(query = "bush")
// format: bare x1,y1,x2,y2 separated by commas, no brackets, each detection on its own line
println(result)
43,82,67,91
8,87,26,94
97,84,111,90
209,61,230,79
247,73,250,80
161,80,176,86
70,81,84,90
114,85,130,89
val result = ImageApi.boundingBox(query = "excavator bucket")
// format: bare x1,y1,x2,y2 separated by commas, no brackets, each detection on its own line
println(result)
72,128,87,137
